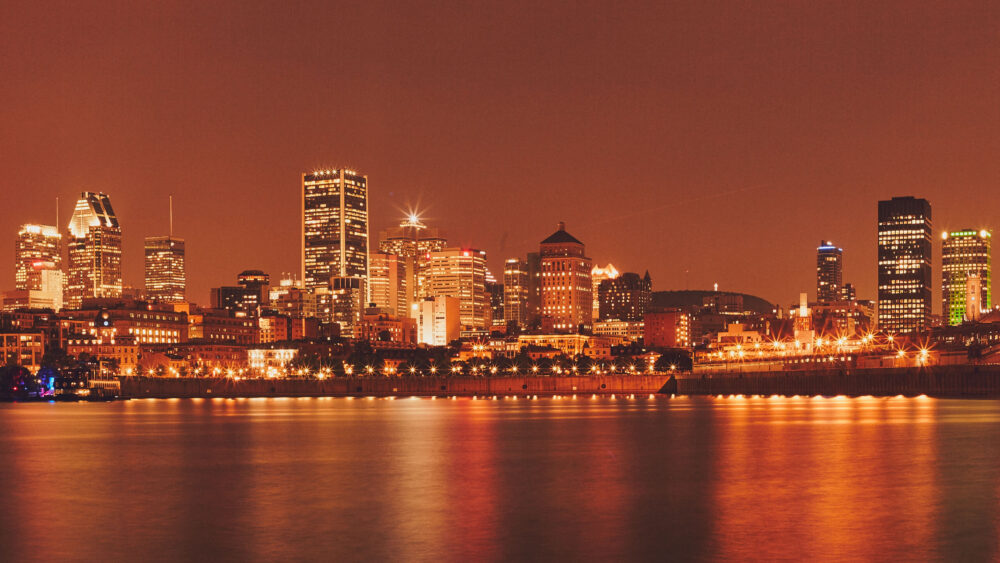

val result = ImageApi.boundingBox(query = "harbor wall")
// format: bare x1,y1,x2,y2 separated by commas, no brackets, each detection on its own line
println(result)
116,366,1000,399
670,365,1000,398
119,375,673,399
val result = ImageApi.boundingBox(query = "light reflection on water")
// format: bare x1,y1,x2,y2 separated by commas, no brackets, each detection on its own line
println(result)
1,396,998,561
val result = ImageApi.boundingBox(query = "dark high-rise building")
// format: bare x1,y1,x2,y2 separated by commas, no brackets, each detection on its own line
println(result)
841,283,857,302
210,270,269,317
329,276,366,335
144,236,186,303
877,197,932,333
540,222,592,332
816,241,843,303
598,272,652,322
486,275,504,327
503,258,529,326
941,229,991,326
66,192,123,309
302,169,369,292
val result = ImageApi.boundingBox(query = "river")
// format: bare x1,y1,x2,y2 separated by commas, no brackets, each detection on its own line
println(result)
1,396,998,561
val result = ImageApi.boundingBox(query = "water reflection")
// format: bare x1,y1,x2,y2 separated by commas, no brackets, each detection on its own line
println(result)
0,397,998,561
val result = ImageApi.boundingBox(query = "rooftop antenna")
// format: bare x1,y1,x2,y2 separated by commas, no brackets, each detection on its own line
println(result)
169,195,174,237
56,196,59,229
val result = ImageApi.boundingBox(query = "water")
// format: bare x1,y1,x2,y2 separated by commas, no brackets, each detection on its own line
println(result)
1,396,999,562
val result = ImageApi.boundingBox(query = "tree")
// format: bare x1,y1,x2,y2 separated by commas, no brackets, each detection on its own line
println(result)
654,349,693,372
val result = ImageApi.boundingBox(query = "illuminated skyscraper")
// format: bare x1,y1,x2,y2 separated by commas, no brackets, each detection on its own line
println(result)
15,224,62,291
420,248,488,330
302,169,369,292
144,237,186,303
540,222,593,332
66,192,122,309
591,264,620,321
816,241,843,303
503,258,529,326
368,252,407,317
378,214,447,310
877,197,932,333
941,229,991,325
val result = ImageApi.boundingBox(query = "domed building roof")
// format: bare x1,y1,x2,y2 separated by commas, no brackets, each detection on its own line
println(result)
541,222,583,245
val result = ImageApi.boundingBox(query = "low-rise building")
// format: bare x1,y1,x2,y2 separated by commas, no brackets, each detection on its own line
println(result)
355,309,417,345
0,332,45,371
593,319,645,344
644,310,691,349
188,308,257,345
516,334,615,359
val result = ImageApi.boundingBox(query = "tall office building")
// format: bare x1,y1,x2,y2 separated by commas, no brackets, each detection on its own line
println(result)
66,192,123,309
368,252,407,317
877,197,932,333
591,264,620,321
540,222,593,332
145,237,186,303
378,214,447,310
15,224,62,291
420,248,488,330
302,169,369,292
598,271,652,321
816,241,843,303
941,229,991,325
503,258,529,326
485,271,504,327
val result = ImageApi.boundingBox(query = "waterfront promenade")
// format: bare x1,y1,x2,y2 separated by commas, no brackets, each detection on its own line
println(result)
115,365,1000,399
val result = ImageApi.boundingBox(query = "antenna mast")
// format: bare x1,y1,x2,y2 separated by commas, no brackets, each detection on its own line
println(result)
169,195,174,237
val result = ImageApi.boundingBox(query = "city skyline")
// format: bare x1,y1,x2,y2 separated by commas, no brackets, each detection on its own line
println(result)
2,1,998,311
4,185,995,315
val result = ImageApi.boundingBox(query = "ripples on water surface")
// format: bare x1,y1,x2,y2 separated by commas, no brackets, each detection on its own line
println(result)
1,396,999,561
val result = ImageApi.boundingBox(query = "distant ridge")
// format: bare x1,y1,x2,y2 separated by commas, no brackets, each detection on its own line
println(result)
651,290,775,315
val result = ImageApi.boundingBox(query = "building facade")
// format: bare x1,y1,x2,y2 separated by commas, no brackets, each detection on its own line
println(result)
597,271,651,321
877,197,932,333
420,248,488,330
66,192,123,309
417,296,461,346
644,310,692,349
355,308,417,345
486,273,504,327
144,236,186,303
540,223,593,332
378,215,448,310
503,258,529,327
816,241,843,303
302,169,369,292
591,264,620,321
15,224,62,291
329,276,366,335
210,270,269,317
368,252,407,317
941,229,991,326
